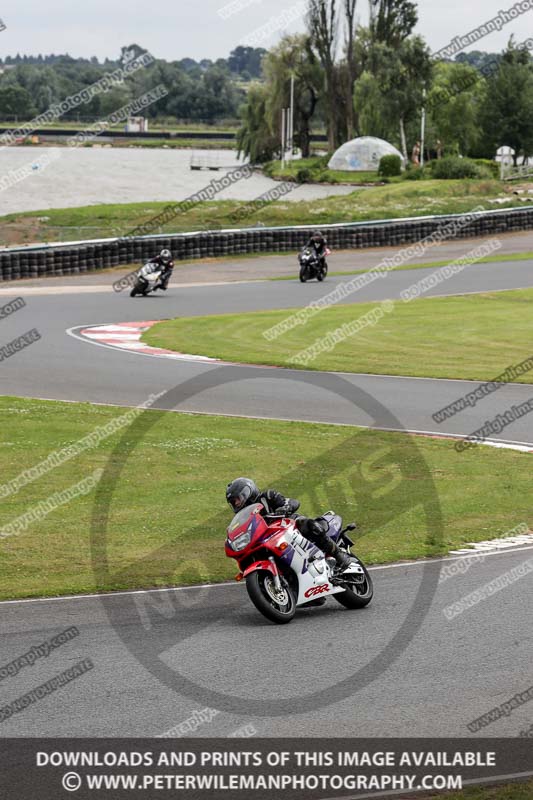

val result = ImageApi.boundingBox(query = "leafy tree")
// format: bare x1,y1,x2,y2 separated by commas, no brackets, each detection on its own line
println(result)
308,0,340,150
426,61,483,156
354,32,431,156
0,84,36,118
343,0,358,139
120,44,146,63
369,0,418,46
236,85,279,162
228,47,267,78
455,50,501,74
178,58,199,73
262,35,323,158
479,40,533,163
353,68,390,138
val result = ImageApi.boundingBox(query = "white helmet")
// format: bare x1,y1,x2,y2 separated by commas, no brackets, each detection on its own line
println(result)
160,249,172,264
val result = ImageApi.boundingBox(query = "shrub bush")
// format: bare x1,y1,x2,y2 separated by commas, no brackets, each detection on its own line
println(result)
471,158,500,179
296,167,312,184
430,156,492,180
378,154,403,177
313,155,331,169
404,167,426,180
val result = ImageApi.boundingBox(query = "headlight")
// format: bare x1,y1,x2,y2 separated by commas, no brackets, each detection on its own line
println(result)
229,531,251,551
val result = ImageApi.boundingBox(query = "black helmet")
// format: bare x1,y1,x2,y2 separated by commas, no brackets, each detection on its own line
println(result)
312,230,323,242
160,249,172,264
226,477,260,513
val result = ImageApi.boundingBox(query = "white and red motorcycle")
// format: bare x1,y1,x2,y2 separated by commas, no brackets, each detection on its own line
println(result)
225,503,373,624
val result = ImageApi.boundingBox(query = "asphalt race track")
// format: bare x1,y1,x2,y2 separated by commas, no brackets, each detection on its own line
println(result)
2,547,532,737
2,257,533,445
1,253,532,737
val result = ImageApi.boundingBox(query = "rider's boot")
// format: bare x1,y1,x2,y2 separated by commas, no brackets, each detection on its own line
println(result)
322,539,353,572
297,517,353,573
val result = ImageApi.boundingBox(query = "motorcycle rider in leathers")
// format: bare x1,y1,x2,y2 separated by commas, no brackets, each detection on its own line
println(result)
225,477,353,572
150,249,174,290
305,230,328,270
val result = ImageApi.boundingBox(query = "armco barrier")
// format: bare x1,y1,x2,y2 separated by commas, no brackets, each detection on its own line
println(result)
1,206,532,282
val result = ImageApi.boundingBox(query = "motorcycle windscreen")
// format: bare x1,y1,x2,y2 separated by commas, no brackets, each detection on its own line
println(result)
227,503,266,540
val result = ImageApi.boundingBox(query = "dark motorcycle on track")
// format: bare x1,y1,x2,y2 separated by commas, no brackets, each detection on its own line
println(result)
298,247,330,283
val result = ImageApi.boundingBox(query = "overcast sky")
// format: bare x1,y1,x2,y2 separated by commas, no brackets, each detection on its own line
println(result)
1,0,532,62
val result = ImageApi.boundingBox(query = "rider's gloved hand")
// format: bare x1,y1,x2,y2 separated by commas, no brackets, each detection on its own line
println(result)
296,516,329,536
278,498,300,515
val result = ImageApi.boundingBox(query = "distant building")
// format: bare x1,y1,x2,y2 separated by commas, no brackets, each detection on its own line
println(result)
125,116,148,133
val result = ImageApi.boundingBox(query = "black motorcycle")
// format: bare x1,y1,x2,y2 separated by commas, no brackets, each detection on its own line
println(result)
298,248,328,283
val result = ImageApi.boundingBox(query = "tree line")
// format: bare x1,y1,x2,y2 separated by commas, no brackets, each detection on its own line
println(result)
236,0,533,165
0,45,266,123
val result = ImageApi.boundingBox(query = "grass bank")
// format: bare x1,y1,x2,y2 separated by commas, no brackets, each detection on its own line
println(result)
0,397,531,600
0,180,521,245
143,289,533,382
264,157,388,185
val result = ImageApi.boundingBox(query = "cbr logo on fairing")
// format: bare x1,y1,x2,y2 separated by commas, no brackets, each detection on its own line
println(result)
304,584,330,598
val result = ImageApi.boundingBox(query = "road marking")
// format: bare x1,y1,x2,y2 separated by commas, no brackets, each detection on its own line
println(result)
2,544,533,605
67,323,221,362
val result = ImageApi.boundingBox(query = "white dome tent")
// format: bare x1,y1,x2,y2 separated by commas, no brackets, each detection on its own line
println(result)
328,136,405,172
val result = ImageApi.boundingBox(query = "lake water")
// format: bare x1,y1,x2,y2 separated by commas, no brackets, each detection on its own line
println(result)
0,147,357,216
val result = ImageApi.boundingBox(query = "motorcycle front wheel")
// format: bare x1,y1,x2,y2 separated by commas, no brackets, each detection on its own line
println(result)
333,561,373,609
131,280,145,297
317,262,328,281
246,570,296,624
299,266,308,283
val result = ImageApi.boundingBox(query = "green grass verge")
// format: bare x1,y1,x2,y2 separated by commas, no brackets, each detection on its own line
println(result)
120,138,236,149
424,782,533,800
264,158,389,185
0,397,531,600
58,138,237,150
0,180,522,246
142,289,533,382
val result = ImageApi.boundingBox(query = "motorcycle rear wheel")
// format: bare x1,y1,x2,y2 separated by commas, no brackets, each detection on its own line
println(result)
333,561,373,609
246,571,296,624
